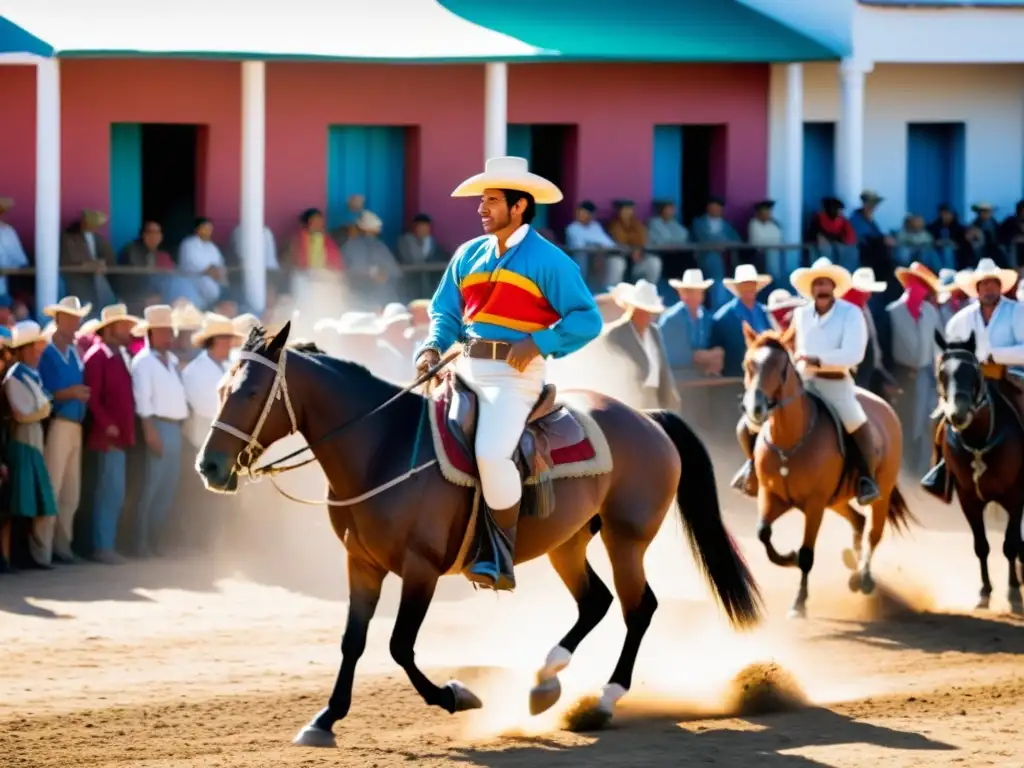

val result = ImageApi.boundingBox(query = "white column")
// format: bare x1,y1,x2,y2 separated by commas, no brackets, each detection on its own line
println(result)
836,59,872,210
483,62,507,161
34,58,60,311
783,63,804,245
240,60,267,315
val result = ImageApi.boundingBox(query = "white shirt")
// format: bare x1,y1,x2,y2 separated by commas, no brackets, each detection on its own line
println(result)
635,326,661,389
565,220,616,250
748,218,783,246
179,235,226,306
706,217,724,236
84,231,97,259
182,350,230,448
0,222,29,295
230,225,280,270
131,347,189,421
946,299,1024,366
792,298,868,376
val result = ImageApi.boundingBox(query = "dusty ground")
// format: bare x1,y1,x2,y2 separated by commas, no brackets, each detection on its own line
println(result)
2,476,1024,768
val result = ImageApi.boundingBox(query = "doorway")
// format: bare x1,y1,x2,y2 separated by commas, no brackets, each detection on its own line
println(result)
651,124,726,227
506,123,577,235
142,124,199,254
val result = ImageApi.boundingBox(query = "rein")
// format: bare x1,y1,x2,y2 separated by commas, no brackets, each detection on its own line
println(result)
210,346,459,507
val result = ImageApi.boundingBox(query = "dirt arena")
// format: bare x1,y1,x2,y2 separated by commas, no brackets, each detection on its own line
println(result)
2,474,1023,768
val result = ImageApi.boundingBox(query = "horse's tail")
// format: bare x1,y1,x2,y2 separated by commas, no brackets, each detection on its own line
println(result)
645,409,764,630
887,484,916,533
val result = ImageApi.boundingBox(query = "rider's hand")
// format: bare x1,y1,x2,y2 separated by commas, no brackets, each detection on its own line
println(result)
416,348,441,379
506,337,541,373
797,354,822,369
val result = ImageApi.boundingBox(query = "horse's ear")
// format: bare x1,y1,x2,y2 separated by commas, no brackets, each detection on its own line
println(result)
265,321,291,359
741,321,758,348
780,322,797,351
934,329,947,352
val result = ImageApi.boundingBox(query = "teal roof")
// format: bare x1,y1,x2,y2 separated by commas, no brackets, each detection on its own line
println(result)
0,0,843,62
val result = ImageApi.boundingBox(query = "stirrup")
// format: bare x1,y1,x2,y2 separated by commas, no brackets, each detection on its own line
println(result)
855,477,880,506
921,461,952,504
730,460,758,498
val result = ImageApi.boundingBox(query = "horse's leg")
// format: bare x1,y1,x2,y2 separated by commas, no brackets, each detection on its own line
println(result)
961,496,992,608
294,554,386,747
832,502,866,579
1002,501,1023,613
390,551,482,714
788,505,826,619
858,493,895,596
756,490,796,567
529,526,613,716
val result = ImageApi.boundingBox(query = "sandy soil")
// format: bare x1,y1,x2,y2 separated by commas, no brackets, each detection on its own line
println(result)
2,476,1024,768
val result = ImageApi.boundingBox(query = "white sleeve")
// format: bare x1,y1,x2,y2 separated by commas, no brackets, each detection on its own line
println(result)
945,308,970,342
991,302,1024,366
178,237,205,274
132,358,155,418
819,306,868,368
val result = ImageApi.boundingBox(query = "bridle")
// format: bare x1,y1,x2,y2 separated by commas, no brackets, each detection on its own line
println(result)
936,349,989,432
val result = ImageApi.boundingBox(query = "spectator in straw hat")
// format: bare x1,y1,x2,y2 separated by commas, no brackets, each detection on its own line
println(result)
4,321,58,569
38,296,93,563
766,289,805,333
130,305,189,557
60,210,118,310
82,304,140,564
342,211,403,309
179,217,228,310
659,268,721,378
0,197,28,298
182,314,243,452
710,263,772,378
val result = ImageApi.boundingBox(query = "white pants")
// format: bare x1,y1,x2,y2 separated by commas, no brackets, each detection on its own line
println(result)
805,375,867,432
456,355,545,510
41,419,83,560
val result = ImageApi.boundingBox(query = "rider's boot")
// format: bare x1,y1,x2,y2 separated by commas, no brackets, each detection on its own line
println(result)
467,499,519,591
921,419,952,503
730,418,760,498
850,423,881,506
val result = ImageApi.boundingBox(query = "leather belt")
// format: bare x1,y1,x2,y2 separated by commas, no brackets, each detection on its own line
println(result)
811,371,849,381
463,341,512,361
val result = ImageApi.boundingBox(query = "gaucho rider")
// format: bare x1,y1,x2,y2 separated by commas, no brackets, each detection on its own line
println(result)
922,257,1024,501
732,257,881,506
415,157,602,591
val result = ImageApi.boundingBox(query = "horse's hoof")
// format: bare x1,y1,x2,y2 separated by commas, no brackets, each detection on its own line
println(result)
848,571,863,593
1008,592,1024,615
860,572,876,596
561,695,614,732
529,676,562,716
842,549,858,571
446,680,483,712
292,724,337,748
976,594,991,610
787,605,807,620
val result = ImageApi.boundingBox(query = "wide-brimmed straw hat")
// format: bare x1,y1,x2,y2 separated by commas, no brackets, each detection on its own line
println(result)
380,302,413,326
90,303,140,334
43,295,92,319
9,320,47,349
894,262,941,294
723,264,772,295
451,156,563,205
615,279,665,314
171,302,204,332
407,298,431,312
849,267,888,294
766,288,806,311
956,257,1017,297
668,268,714,291
790,257,853,300
314,311,384,335
232,313,261,337
131,304,176,337
191,313,246,347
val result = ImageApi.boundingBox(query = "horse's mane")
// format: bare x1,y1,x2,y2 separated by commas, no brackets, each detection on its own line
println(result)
746,330,791,356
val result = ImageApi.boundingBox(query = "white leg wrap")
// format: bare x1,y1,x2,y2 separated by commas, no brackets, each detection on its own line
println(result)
539,645,572,680
598,683,627,713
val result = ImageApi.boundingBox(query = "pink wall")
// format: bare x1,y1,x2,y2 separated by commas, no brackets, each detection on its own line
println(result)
509,63,769,226
0,59,769,254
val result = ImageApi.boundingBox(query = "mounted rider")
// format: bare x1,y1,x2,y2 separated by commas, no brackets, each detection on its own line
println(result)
922,257,1024,500
414,157,603,591
732,257,881,506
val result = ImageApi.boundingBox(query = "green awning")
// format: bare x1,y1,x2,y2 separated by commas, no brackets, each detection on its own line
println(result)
0,0,844,62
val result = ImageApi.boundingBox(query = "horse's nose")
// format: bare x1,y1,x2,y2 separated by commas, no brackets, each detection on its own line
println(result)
196,450,231,487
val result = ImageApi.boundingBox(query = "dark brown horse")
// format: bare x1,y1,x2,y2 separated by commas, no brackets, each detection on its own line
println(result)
740,324,913,618
931,331,1024,612
196,324,762,745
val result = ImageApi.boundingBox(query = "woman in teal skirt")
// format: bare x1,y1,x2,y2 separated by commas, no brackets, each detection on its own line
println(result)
4,321,57,569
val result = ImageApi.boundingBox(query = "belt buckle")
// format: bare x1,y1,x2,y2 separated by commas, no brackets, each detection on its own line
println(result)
489,341,500,361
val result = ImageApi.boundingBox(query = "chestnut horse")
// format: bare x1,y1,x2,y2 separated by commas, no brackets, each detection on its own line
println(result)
196,324,762,745
741,323,913,618
932,331,1024,612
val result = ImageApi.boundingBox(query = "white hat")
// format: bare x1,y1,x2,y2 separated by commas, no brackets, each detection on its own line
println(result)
380,302,413,326
131,304,176,337
615,280,665,314
790,257,853,300
766,288,805,311
91,303,140,333
668,268,714,291
314,311,383,335
171,302,204,332
723,264,772,295
356,210,383,234
191,313,246,347
849,267,888,294
43,295,92,319
9,320,46,349
451,156,563,205
231,313,261,336
956,257,1018,297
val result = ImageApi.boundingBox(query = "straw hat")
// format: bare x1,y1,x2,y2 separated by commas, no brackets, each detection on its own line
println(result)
956,257,1017,297
615,280,666,314
668,268,714,291
171,302,204,332
356,210,383,234
43,295,92,319
231,313,261,337
9,320,47,349
766,288,806,311
380,302,413,326
76,318,100,338
451,156,563,205
90,303,140,334
191,313,246,347
849,267,888,294
790,257,853,300
131,304,176,337
0,198,13,213
723,264,772,295
314,311,384,335
407,298,431,311
894,262,941,294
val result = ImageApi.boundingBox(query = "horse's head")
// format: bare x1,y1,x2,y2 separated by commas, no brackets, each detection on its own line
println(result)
934,330,984,430
196,321,294,493
741,322,799,428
